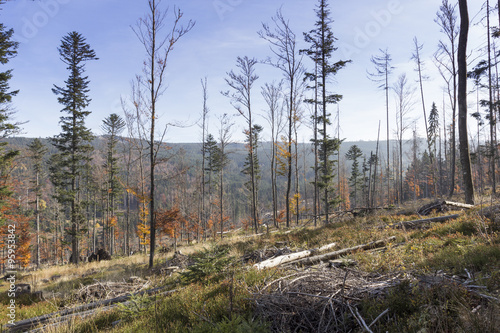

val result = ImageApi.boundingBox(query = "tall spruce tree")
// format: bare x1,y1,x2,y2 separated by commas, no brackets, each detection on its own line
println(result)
346,145,362,208
101,113,125,255
51,31,97,265
302,0,349,223
0,5,21,236
242,124,263,228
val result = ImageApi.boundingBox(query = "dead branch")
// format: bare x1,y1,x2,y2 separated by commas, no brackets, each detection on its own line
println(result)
5,285,176,332
253,267,400,333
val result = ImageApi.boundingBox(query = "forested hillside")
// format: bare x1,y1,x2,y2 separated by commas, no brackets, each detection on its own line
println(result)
0,0,499,331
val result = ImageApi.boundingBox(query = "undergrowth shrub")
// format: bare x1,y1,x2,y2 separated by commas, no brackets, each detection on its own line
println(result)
181,245,235,285
190,315,270,333
426,242,500,274
361,279,500,333
116,293,152,320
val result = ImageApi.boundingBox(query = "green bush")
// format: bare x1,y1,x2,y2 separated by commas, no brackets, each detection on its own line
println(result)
181,245,235,285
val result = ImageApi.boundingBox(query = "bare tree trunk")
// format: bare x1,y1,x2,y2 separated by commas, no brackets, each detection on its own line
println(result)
201,78,208,241
314,64,319,226
487,0,496,194
458,0,474,204
35,171,40,268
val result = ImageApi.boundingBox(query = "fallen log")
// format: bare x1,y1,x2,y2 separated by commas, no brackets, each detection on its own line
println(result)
443,201,474,209
289,237,397,267
394,214,460,229
417,200,474,216
5,285,175,332
253,242,337,270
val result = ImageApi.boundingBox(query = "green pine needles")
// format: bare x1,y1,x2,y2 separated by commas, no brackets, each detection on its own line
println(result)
50,31,98,265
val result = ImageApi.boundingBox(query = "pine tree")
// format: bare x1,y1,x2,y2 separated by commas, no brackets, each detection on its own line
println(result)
101,113,125,255
345,145,362,208
242,124,263,228
428,103,439,158
0,7,23,269
0,9,20,221
51,31,97,265
302,0,349,223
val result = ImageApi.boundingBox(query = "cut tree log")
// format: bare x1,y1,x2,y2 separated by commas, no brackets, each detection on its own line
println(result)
417,200,474,216
253,242,337,270
289,237,397,267
394,214,460,229
443,201,474,209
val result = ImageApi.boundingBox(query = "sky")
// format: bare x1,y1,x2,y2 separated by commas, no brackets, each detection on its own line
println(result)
0,0,487,144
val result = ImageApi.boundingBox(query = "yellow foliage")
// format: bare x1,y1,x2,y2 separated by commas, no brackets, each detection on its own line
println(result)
137,222,150,246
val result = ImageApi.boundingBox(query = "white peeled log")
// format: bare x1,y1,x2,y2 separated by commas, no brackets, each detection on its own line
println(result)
253,242,337,270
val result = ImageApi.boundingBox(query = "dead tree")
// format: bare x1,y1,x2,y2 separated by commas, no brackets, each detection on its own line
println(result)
457,0,474,204
132,0,194,268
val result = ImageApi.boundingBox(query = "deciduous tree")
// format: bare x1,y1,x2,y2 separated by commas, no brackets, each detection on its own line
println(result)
27,138,47,268
132,0,194,269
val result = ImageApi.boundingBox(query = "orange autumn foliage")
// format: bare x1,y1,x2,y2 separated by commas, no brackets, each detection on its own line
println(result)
156,207,183,239
0,196,32,268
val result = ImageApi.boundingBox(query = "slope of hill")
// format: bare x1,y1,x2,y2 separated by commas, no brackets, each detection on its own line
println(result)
1,201,499,332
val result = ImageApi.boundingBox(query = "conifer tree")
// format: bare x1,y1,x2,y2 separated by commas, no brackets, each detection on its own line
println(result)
0,5,23,270
0,7,20,220
51,31,97,265
242,124,263,228
101,113,125,255
346,145,362,208
204,133,219,237
302,0,349,223
428,103,439,159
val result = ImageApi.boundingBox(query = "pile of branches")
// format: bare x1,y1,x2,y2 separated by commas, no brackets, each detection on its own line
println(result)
242,246,294,264
253,267,400,333
165,252,194,269
76,280,150,303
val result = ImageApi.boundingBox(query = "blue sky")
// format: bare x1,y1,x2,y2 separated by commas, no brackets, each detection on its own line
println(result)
1,0,486,143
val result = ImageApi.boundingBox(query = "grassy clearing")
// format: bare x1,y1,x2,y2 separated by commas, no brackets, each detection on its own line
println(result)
2,204,500,332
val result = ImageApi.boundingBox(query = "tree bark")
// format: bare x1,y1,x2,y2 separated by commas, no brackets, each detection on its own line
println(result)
292,237,396,266
253,242,337,270
457,0,475,204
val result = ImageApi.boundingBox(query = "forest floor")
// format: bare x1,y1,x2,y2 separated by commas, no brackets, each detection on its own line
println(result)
1,197,500,332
